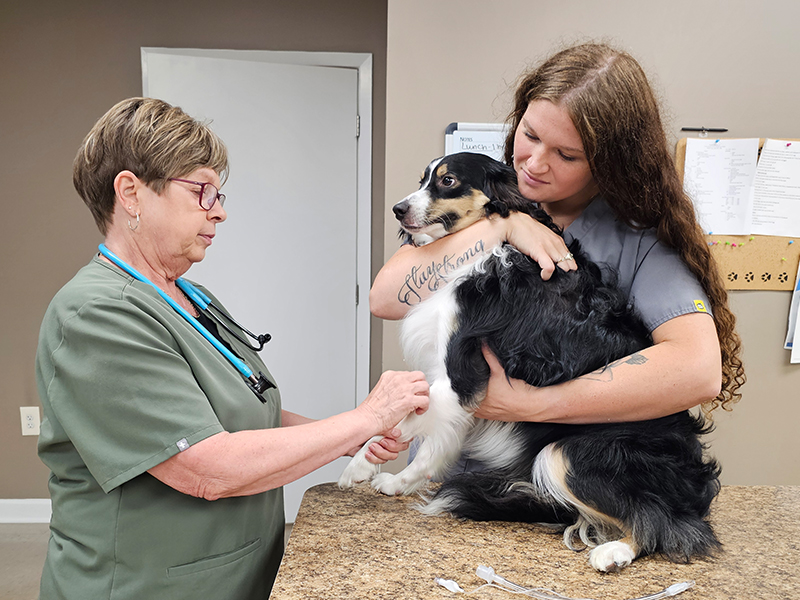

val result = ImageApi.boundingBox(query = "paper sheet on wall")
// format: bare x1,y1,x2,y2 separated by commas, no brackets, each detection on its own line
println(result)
786,260,800,363
683,138,759,235
750,139,800,237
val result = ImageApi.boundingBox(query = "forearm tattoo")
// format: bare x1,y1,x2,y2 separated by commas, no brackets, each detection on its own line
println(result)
583,352,649,383
397,240,486,306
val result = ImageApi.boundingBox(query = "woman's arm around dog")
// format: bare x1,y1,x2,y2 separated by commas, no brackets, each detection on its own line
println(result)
476,312,721,423
370,213,575,320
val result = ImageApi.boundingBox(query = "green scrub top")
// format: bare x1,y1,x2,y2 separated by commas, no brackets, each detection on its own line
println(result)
35,256,285,600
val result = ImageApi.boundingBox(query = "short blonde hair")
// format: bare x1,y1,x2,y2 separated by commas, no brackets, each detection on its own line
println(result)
73,97,229,235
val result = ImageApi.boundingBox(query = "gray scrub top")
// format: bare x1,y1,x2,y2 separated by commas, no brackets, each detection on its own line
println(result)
36,256,285,600
563,196,711,331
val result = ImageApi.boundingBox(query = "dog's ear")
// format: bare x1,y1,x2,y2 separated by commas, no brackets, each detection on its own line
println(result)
481,159,564,235
482,160,530,215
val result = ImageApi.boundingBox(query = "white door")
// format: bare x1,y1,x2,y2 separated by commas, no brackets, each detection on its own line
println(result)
142,49,372,521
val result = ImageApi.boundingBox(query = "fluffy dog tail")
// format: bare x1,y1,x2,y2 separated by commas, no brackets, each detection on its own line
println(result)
419,472,576,525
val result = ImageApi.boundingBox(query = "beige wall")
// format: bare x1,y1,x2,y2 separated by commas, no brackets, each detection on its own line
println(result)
0,0,388,499
383,0,800,485
3,0,798,501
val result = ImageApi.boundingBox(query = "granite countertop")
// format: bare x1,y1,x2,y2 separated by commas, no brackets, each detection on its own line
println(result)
271,483,799,599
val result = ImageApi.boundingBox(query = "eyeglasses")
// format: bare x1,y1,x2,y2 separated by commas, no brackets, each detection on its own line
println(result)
168,178,226,211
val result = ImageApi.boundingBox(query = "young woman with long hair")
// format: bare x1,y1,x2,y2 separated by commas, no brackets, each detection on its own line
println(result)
370,42,744,423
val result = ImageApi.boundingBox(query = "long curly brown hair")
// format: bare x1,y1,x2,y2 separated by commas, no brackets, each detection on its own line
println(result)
503,43,744,413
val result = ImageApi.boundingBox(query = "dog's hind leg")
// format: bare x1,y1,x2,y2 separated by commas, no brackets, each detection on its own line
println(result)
371,379,473,495
557,414,722,570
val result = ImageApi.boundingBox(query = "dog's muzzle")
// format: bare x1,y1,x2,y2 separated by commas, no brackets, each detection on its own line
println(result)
393,200,410,221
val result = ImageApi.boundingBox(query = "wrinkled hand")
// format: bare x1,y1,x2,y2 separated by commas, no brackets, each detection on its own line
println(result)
493,212,577,281
473,345,540,421
358,370,429,435
346,428,412,464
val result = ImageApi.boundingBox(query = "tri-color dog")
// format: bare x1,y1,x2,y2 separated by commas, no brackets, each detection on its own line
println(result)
339,152,721,572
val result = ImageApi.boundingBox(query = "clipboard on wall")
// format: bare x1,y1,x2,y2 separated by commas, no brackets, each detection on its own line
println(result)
676,137,800,291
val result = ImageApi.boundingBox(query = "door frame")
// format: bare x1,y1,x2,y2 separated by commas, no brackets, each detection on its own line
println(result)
141,48,373,405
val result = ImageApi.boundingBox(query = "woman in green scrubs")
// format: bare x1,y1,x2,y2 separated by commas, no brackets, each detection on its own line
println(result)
35,97,429,600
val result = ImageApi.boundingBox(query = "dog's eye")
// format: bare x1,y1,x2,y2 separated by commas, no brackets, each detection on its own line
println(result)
441,176,455,187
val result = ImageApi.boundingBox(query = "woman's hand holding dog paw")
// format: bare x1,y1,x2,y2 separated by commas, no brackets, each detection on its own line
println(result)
366,432,411,464
357,370,429,436
345,429,410,463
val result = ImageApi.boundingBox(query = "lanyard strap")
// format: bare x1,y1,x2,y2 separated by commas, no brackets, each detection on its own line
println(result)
97,244,256,380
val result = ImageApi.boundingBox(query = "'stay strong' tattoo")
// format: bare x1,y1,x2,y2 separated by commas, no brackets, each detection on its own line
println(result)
397,240,486,306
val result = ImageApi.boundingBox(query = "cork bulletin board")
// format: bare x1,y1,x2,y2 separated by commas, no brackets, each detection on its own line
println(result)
676,138,800,291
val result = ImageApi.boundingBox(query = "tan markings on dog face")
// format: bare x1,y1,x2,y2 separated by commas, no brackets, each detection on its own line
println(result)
427,189,490,233
436,164,450,179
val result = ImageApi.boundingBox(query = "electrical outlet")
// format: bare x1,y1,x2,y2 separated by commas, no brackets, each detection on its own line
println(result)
20,406,41,436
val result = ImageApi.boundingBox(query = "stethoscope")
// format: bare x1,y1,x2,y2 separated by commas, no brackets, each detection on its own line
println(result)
98,244,275,403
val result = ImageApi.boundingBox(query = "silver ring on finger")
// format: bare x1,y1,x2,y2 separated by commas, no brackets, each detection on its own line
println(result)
556,252,574,263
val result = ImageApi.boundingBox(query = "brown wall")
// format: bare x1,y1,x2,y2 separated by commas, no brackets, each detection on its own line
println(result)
0,0,387,498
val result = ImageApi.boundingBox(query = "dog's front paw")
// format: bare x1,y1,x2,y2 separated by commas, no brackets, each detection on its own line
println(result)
371,471,428,496
338,454,380,489
589,541,636,572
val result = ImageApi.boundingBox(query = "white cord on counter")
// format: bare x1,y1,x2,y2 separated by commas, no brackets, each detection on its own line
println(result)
434,564,695,600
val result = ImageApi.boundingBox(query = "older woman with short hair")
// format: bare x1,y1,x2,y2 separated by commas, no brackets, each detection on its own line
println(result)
36,97,429,600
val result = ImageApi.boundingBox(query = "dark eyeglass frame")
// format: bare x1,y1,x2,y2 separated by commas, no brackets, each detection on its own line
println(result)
168,178,226,211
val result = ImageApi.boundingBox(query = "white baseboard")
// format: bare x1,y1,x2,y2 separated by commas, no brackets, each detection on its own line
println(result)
0,499,52,523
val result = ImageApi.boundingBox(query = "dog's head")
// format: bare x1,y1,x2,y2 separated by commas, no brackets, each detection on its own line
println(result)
393,152,533,246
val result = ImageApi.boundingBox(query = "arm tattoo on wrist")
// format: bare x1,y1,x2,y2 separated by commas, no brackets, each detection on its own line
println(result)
582,352,649,383
397,240,486,306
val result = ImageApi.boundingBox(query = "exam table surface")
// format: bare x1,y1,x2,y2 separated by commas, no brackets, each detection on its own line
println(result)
270,483,799,599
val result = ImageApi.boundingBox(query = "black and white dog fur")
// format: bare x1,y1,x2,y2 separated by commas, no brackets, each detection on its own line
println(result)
339,152,721,572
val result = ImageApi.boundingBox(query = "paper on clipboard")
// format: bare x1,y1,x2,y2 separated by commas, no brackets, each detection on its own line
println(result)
751,139,800,237
683,138,800,237
682,138,759,235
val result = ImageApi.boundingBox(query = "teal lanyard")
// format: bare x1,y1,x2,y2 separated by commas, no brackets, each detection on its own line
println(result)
98,244,273,401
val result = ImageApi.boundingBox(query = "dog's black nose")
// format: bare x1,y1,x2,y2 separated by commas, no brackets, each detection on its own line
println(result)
393,201,409,221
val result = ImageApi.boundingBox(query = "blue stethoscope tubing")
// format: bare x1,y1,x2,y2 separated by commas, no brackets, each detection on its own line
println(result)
97,244,273,402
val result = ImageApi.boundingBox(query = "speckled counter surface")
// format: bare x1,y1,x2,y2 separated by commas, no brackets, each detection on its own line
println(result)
270,484,799,599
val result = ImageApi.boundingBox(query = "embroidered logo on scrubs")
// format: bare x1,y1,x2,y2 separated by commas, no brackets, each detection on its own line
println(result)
693,300,708,313
176,438,190,452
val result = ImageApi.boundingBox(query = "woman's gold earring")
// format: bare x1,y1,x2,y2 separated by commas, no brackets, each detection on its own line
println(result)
128,212,140,232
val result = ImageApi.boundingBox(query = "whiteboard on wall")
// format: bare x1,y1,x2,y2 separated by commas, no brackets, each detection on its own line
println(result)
445,122,509,160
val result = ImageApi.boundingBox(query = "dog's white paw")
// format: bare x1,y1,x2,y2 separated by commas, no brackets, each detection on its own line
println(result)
338,455,379,489
371,471,427,496
589,541,636,572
